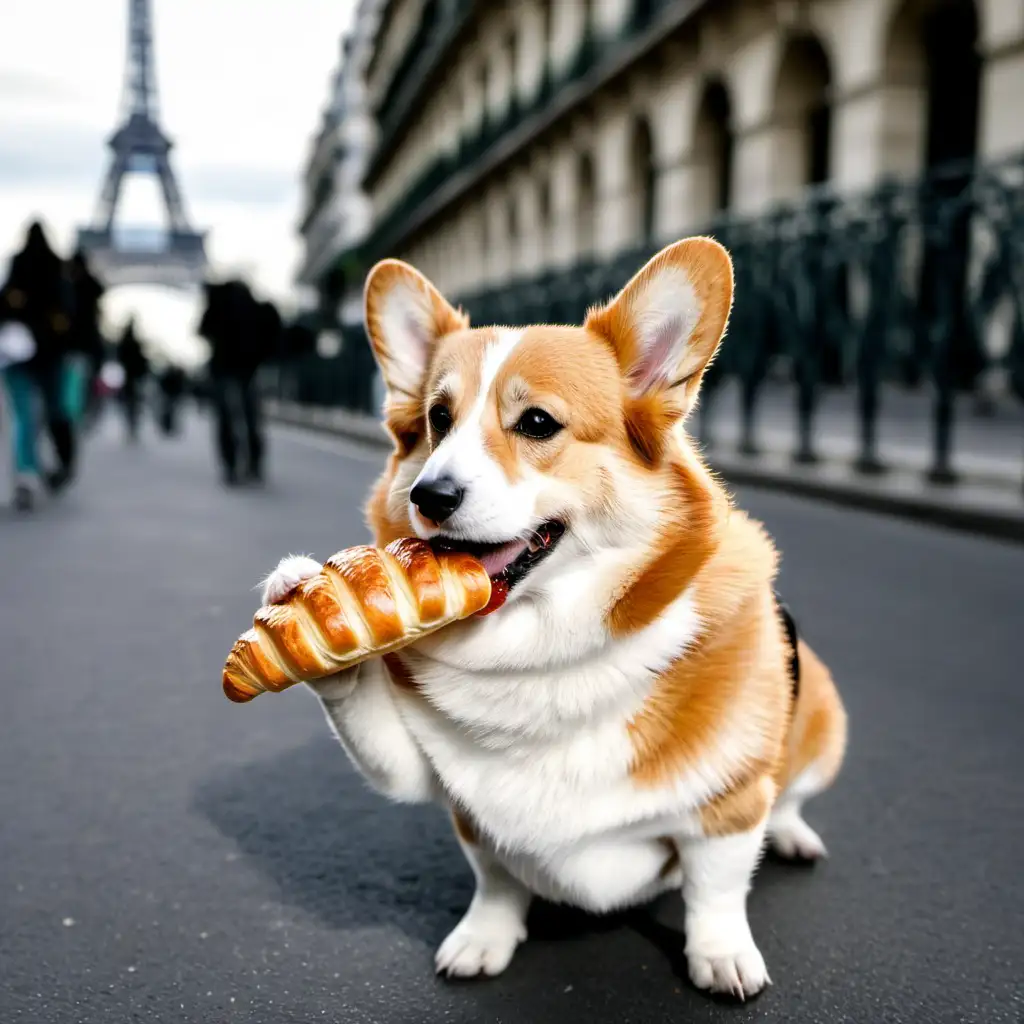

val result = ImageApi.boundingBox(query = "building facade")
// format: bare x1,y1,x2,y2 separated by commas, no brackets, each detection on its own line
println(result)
301,0,1024,428
296,0,379,314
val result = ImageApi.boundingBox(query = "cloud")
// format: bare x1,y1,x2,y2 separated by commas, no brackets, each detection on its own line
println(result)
0,0,358,302
0,119,106,187
184,162,299,207
0,69,78,103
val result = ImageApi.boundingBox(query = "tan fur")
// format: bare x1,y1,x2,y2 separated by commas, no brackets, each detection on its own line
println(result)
364,259,468,402
780,639,848,792
586,236,734,453
700,775,776,839
606,448,728,638
625,520,791,790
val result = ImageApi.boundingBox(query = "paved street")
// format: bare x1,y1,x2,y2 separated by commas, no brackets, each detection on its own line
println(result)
2,412,1023,1024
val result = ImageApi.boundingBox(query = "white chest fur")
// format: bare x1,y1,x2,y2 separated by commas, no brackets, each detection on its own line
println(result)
381,585,738,858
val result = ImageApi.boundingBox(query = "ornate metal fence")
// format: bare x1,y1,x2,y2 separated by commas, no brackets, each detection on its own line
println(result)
282,153,1024,490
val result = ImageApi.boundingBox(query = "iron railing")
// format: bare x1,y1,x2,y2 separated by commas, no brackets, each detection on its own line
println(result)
281,154,1024,490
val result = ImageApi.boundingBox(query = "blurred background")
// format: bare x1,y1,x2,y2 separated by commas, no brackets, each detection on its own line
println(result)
2,0,1023,508
2,2,1023,1022
286,0,1024,512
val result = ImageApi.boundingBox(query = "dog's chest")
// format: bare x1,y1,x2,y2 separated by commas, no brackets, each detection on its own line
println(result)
385,593,722,851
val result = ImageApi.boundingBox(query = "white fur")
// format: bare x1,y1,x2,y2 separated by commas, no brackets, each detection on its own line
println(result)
374,276,437,398
768,764,829,860
680,823,771,999
628,266,703,394
261,554,322,605
436,837,531,977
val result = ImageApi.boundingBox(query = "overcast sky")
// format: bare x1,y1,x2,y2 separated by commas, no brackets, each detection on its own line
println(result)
0,0,357,303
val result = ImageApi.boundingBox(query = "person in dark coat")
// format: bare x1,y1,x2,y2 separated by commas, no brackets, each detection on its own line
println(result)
117,319,149,442
0,220,76,505
198,280,275,485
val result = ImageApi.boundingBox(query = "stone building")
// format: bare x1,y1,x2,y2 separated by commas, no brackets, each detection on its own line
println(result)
296,0,379,310
299,0,1024,416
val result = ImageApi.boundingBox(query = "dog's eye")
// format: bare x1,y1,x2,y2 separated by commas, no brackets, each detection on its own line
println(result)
515,408,562,440
429,403,452,435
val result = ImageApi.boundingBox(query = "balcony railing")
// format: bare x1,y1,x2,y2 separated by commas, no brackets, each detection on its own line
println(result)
348,0,709,271
285,153,1024,491
365,0,477,184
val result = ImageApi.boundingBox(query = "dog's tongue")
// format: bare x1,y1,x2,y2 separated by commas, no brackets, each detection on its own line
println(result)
474,539,525,618
478,538,529,578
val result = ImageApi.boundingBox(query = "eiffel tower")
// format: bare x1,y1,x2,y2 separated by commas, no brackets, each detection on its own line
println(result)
77,0,206,289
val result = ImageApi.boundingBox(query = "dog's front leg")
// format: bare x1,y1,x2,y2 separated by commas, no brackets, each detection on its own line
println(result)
310,659,437,803
435,814,532,979
677,819,770,1000
260,555,437,804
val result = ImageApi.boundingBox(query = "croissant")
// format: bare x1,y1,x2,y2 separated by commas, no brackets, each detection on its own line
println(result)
223,538,491,703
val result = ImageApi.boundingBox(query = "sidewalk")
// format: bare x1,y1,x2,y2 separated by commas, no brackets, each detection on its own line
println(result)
265,397,1024,543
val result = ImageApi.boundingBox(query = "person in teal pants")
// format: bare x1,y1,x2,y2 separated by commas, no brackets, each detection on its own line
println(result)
2,362,40,508
1,221,77,510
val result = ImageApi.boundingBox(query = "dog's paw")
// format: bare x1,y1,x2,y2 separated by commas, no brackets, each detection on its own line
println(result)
435,913,526,979
260,555,322,606
687,942,770,1001
768,809,827,862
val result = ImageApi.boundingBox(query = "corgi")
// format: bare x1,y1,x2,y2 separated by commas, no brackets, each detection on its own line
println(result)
260,238,847,999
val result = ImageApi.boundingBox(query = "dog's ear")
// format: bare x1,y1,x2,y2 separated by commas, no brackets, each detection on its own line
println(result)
585,237,733,426
364,259,468,402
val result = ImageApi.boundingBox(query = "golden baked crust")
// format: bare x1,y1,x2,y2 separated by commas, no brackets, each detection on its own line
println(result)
223,539,490,703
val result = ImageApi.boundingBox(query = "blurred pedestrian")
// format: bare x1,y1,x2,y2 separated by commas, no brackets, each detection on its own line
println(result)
117,319,149,442
66,250,106,434
0,315,37,509
156,364,186,436
0,220,77,508
199,280,274,485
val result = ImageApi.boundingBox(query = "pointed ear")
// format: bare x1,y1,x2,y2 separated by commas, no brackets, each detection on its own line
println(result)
363,259,468,402
585,237,733,420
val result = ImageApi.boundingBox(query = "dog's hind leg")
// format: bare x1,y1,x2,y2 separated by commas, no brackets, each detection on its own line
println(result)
769,640,847,861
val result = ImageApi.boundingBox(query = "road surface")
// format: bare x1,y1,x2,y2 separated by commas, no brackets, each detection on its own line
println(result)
2,413,1022,1023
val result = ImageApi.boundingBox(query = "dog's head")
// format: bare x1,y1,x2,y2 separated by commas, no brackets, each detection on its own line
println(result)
363,237,733,623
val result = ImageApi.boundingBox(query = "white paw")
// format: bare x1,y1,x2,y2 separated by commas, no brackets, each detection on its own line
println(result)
768,811,827,861
434,913,526,979
261,555,322,606
688,942,770,1000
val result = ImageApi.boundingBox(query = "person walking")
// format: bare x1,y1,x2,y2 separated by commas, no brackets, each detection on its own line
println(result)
0,220,77,508
198,280,275,485
117,319,149,442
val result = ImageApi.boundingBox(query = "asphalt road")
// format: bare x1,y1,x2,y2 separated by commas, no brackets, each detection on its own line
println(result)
2,412,1022,1024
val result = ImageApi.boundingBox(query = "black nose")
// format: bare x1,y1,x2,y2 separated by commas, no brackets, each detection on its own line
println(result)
410,476,464,524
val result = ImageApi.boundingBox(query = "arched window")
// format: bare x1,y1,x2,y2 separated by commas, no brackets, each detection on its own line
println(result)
883,0,979,172
694,79,733,220
771,34,833,197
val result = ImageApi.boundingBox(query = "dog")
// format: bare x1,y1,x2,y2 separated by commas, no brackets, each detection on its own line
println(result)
259,237,847,999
